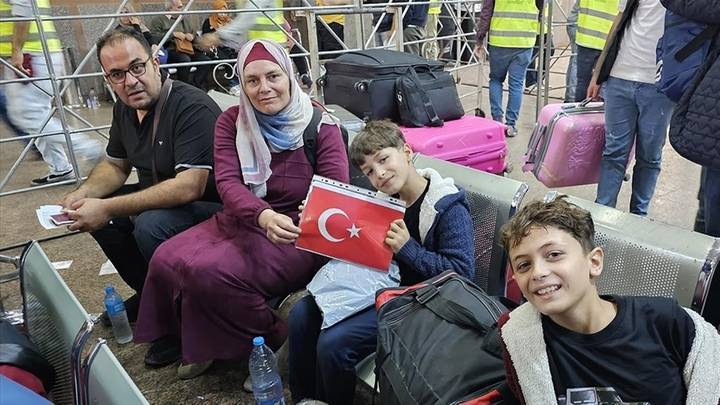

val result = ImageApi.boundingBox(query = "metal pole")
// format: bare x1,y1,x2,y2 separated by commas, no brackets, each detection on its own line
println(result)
306,9,321,98
29,0,82,186
542,0,553,107
535,1,546,119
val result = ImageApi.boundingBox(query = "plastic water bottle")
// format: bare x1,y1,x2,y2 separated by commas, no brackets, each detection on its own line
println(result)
248,336,285,405
88,87,99,109
103,285,133,344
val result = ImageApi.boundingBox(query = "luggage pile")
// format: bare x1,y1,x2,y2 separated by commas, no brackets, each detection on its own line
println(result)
320,49,508,175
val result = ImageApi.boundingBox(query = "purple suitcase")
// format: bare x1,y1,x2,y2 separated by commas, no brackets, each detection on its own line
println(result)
400,116,507,175
522,101,607,187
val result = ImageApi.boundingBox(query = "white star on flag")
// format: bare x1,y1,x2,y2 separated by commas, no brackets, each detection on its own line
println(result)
347,224,361,238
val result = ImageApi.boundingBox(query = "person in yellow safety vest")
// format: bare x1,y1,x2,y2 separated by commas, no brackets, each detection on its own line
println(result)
1,0,102,185
474,0,544,138
423,0,442,60
573,0,619,101
198,0,293,92
198,0,288,52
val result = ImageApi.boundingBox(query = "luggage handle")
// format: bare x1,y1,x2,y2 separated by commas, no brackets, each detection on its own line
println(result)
525,123,547,164
405,67,444,127
343,51,437,72
415,285,491,332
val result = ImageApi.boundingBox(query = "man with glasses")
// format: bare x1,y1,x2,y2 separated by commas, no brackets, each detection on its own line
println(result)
58,27,222,326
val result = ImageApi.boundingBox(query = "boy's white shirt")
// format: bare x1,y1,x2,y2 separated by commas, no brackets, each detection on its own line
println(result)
501,302,720,405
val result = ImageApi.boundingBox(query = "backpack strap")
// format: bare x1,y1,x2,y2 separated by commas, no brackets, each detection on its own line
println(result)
303,107,351,172
303,108,324,171
676,25,720,62
406,67,444,127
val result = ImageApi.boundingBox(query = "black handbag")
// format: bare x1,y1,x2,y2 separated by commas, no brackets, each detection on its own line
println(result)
395,66,464,127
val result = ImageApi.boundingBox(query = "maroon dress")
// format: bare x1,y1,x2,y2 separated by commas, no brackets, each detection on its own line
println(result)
133,106,349,363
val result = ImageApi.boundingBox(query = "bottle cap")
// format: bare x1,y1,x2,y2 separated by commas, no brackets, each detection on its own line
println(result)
104,285,115,294
252,336,264,346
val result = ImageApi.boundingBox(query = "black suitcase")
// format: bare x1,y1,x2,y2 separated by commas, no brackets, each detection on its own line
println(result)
320,49,445,121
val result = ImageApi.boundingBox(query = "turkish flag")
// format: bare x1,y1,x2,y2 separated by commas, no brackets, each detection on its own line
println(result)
296,176,406,271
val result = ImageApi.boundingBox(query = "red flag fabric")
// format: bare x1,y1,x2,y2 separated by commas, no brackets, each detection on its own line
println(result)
297,176,406,271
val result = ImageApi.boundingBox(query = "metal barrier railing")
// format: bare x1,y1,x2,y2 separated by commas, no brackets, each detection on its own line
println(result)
1,0,568,200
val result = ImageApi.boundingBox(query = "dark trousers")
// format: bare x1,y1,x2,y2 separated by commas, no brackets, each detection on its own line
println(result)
526,33,555,87
90,185,221,294
574,45,602,102
703,166,720,237
288,295,378,405
167,49,212,90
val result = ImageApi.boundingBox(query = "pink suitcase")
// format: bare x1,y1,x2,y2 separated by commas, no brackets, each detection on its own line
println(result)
400,115,507,175
522,101,608,187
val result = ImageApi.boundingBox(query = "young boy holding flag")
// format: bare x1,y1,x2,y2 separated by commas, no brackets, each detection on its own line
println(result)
287,120,475,405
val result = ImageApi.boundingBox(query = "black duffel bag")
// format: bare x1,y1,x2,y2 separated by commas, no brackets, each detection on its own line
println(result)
375,271,510,405
395,66,464,127
320,49,445,121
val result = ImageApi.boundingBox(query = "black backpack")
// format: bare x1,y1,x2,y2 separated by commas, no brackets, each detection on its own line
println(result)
375,271,512,405
302,108,374,190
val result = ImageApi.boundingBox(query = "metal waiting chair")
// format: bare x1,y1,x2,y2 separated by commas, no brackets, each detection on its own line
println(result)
545,192,719,318
355,155,529,388
17,241,148,405
413,154,528,295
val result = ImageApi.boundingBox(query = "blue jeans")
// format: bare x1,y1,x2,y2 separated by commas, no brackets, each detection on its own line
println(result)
704,166,720,237
597,77,675,215
574,45,601,102
288,295,378,405
489,46,533,127
91,185,221,293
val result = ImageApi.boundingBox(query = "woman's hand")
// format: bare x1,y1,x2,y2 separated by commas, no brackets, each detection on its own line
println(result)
258,209,301,244
385,219,410,253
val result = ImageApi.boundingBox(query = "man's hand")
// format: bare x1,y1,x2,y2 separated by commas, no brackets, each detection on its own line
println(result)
473,44,487,62
172,31,184,40
198,33,220,51
59,189,89,210
185,33,194,41
67,198,111,232
587,83,602,101
258,209,301,245
385,219,410,253
10,50,29,76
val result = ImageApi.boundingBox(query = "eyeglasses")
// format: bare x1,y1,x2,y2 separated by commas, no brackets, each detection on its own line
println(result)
105,56,152,84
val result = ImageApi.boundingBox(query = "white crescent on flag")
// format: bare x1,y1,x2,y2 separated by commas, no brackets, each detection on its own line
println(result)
317,208,350,243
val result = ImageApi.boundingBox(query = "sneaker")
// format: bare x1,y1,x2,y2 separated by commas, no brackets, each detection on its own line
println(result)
31,170,74,185
100,293,140,327
505,126,517,138
298,400,329,405
145,335,182,368
177,360,213,380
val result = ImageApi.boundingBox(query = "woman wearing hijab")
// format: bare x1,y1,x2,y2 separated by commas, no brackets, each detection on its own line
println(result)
133,39,350,380
201,0,237,61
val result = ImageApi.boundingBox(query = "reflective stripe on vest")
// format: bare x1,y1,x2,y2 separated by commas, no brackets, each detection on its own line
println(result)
429,0,441,15
488,0,539,48
575,0,618,50
0,0,61,56
245,0,286,43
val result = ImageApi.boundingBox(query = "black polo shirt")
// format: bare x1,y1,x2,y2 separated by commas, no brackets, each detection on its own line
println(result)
106,78,222,201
